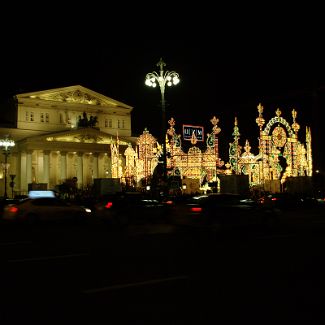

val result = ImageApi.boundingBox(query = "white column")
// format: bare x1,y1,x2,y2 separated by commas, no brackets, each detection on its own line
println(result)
20,152,27,193
43,150,50,185
15,152,25,194
13,152,21,195
77,152,83,189
93,153,98,180
60,152,67,182
26,150,33,186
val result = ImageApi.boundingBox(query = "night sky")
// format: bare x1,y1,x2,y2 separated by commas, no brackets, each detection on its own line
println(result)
1,21,325,170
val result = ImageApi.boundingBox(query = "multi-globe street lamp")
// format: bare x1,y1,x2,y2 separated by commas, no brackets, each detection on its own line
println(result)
0,136,15,198
145,58,180,183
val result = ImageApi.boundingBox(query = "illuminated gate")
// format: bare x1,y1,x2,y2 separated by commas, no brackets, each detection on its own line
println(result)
228,104,313,189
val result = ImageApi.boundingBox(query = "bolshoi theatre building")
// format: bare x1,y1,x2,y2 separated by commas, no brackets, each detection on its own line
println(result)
0,85,139,197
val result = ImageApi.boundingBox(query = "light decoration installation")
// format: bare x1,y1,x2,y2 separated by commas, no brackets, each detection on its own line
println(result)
136,128,158,184
123,143,137,186
186,132,203,179
224,162,233,175
166,117,181,174
255,103,266,183
206,116,224,180
228,119,260,186
104,103,312,193
166,117,224,185
238,140,260,186
110,134,122,179
228,117,241,175
225,104,312,190
305,126,313,177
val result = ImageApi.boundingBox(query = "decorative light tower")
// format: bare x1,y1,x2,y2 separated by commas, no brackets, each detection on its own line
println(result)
0,136,15,198
210,116,222,181
256,103,265,185
230,117,241,175
145,58,180,182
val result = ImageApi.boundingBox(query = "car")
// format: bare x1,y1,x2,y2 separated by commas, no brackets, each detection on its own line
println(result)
0,197,22,219
169,192,276,229
2,196,92,224
93,191,171,226
257,192,319,212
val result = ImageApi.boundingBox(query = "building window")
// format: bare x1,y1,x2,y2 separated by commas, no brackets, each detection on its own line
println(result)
105,119,108,127
40,113,44,123
30,112,34,122
45,113,49,123
117,120,120,128
25,112,29,121
122,120,125,129
109,119,112,128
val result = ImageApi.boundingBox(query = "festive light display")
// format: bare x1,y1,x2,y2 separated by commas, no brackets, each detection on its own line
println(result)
110,104,313,192
228,104,312,189
165,117,224,185
135,128,158,184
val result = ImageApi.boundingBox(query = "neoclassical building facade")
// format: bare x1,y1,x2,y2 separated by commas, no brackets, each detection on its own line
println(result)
0,85,138,197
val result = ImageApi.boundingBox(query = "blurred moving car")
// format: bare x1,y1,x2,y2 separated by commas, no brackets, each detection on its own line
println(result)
257,192,319,211
0,198,22,218
2,196,91,224
93,192,171,226
169,193,276,229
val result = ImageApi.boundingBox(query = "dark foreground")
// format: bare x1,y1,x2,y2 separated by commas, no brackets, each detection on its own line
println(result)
1,210,325,324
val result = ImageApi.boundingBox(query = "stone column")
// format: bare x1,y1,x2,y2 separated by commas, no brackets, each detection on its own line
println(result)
19,152,27,193
26,150,33,186
60,151,67,182
13,152,21,195
92,153,99,180
43,150,50,185
77,152,83,189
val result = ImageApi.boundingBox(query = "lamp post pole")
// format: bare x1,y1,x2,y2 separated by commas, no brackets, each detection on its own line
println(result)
145,58,180,183
4,153,8,199
160,77,167,181
0,136,15,199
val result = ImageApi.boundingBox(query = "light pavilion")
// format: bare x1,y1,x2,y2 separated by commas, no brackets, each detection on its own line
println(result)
162,104,313,192
227,104,313,189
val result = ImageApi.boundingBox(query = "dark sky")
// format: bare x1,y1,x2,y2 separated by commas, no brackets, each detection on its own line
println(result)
1,18,325,169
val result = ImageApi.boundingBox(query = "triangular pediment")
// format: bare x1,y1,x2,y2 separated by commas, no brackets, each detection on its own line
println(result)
25,128,134,146
17,85,133,109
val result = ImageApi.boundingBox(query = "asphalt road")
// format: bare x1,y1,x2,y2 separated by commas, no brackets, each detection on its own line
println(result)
1,208,325,324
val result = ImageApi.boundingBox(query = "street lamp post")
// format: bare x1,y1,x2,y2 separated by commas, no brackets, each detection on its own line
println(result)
145,58,180,183
0,136,15,199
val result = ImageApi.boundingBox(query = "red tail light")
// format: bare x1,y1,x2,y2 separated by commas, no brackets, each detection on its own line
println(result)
105,202,113,209
191,207,202,212
8,206,19,213
271,198,278,201
165,200,174,205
